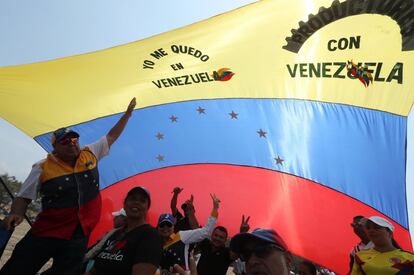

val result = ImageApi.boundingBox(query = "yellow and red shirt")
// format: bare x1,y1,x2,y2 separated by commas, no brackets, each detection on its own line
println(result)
352,248,414,275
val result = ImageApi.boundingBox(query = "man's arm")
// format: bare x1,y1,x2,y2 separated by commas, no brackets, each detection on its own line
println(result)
170,187,183,215
106,98,136,147
5,162,42,230
5,197,30,230
180,194,220,244
184,196,200,229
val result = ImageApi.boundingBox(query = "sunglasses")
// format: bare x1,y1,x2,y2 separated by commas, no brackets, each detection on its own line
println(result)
240,242,285,261
58,137,78,145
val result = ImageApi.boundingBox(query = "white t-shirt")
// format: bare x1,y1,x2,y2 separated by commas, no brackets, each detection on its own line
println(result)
17,136,110,200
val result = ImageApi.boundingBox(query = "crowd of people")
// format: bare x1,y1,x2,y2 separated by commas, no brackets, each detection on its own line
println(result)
0,98,413,275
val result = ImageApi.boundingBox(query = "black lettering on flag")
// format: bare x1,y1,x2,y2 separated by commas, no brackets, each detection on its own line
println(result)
374,63,385,82
299,63,308,77
184,75,191,85
150,48,168,59
286,64,298,77
333,62,346,78
143,60,155,69
309,63,321,77
387,62,403,84
363,62,376,75
322,63,332,77
190,74,201,83
167,78,178,87
152,80,162,88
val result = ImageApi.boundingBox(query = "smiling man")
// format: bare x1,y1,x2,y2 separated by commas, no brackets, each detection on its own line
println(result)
0,98,136,275
195,226,232,275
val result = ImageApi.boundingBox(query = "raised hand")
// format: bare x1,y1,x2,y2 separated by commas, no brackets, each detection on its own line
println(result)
184,199,195,214
126,97,136,116
172,187,184,195
210,193,221,209
240,214,250,233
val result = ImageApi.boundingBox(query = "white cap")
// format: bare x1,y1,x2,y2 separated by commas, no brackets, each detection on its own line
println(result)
112,208,126,217
367,216,394,232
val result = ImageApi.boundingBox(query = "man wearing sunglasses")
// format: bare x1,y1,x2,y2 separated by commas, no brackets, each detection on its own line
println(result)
230,228,291,275
1,98,136,275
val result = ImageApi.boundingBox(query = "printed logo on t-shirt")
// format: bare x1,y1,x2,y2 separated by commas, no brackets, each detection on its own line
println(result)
96,239,127,262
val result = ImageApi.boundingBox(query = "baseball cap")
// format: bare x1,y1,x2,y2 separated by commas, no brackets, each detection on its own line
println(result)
230,228,288,254
112,208,126,217
158,213,176,226
124,186,151,208
366,216,394,232
51,127,79,144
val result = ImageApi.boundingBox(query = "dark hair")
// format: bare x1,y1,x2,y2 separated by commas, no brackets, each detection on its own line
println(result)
301,261,317,275
214,226,228,237
353,215,364,221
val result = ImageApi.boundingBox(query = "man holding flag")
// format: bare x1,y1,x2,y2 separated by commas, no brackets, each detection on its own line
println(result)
0,98,136,275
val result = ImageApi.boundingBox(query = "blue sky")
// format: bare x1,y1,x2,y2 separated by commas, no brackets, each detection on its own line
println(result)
1,0,413,242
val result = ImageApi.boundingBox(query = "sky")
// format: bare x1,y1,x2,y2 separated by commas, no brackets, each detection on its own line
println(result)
0,0,414,243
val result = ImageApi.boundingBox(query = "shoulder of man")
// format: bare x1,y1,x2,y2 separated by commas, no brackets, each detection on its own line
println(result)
35,158,47,168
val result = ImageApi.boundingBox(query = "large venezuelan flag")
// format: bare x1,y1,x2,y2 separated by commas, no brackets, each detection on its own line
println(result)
1,0,414,272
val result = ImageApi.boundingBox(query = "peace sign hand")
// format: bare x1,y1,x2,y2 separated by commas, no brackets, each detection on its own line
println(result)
240,214,250,233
